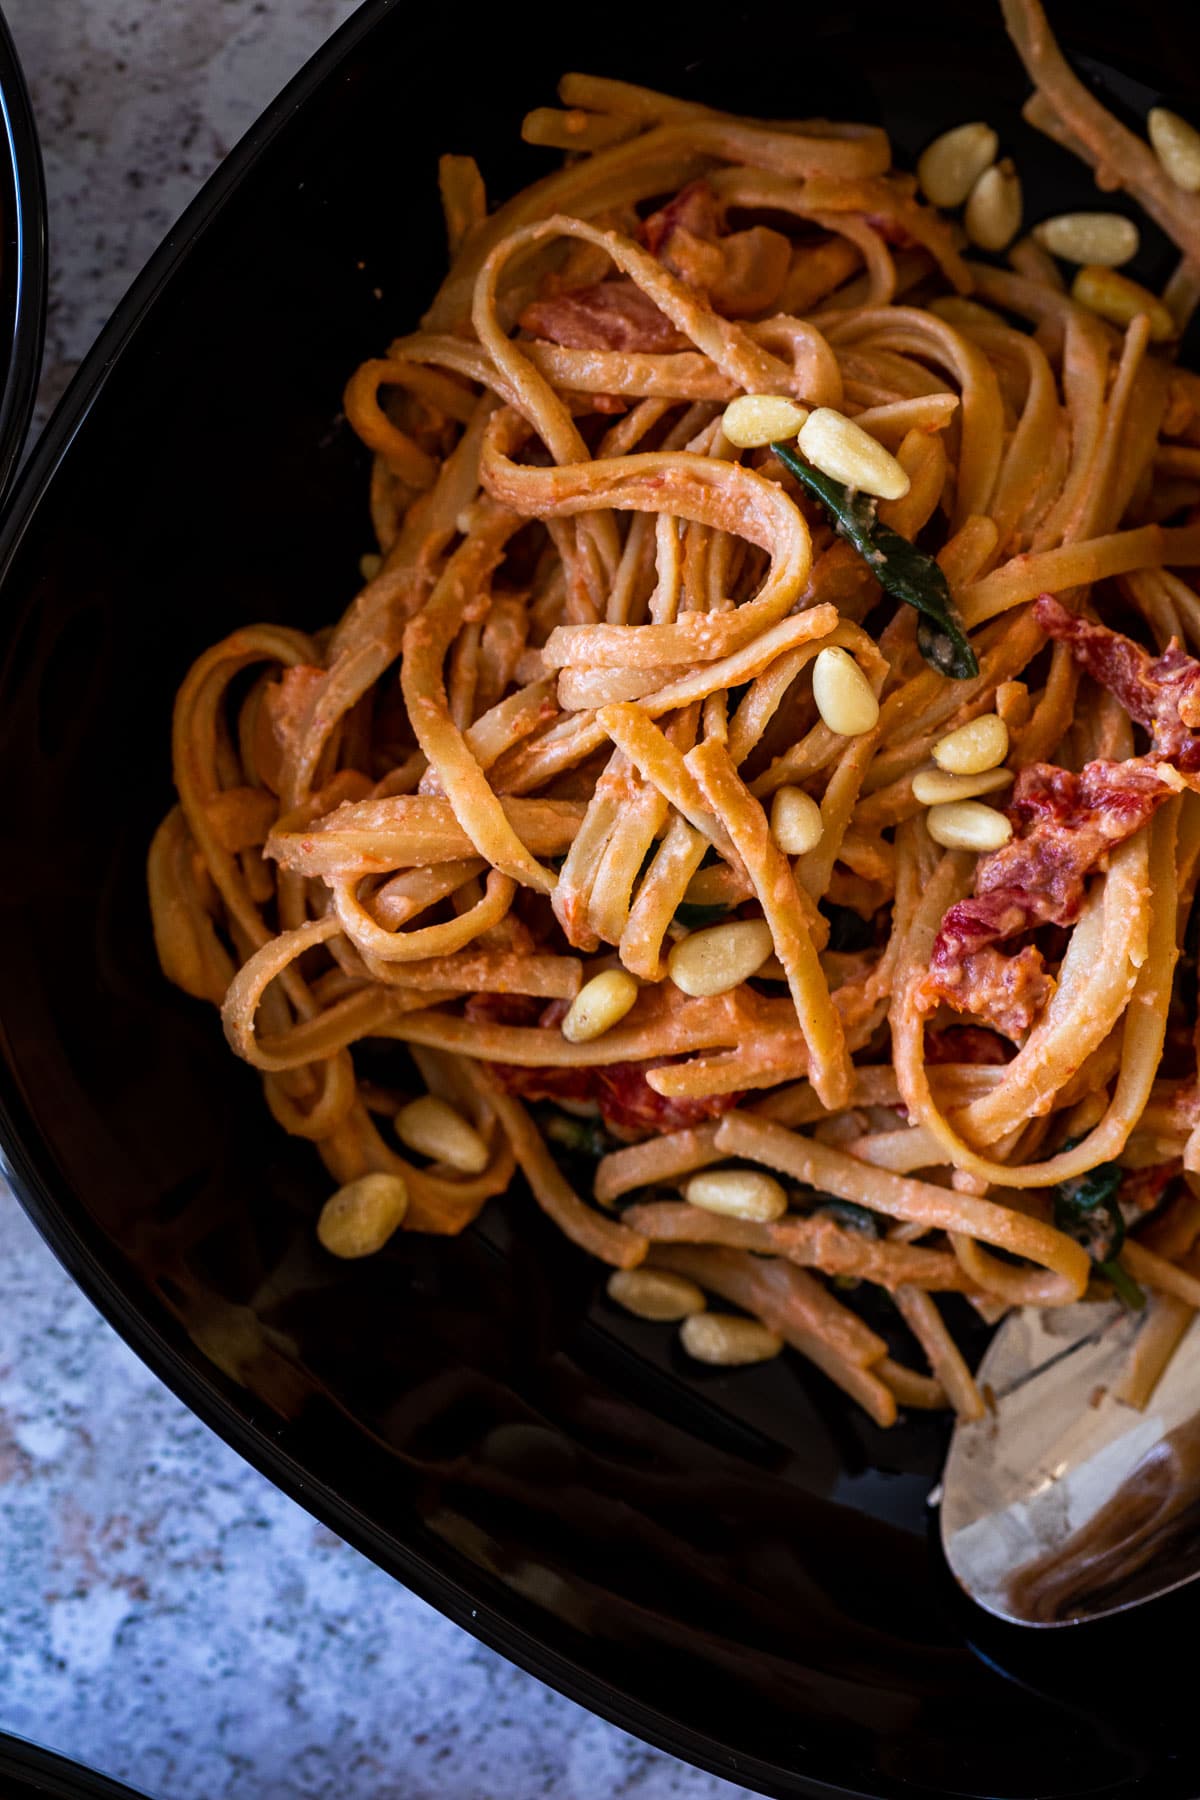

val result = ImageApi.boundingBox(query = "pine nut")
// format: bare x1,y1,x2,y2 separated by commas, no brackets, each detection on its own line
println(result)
812,646,880,737
798,408,911,500
932,712,1009,774
964,160,1022,252
926,801,1013,852
395,1094,489,1173
912,765,1013,806
317,1172,408,1258
1148,107,1200,194
770,785,824,856
359,552,382,581
668,917,773,997
1071,265,1176,341
607,1267,707,1321
680,1313,783,1367
994,679,1031,730
685,1168,788,1222
561,968,639,1043
917,122,999,209
1032,211,1139,267
722,393,809,448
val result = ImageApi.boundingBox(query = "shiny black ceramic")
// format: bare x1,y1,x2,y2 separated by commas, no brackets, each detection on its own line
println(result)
1,4,1199,1797
0,7,46,507
0,1733,146,1800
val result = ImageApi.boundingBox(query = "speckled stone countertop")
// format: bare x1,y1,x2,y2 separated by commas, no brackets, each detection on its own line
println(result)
0,5,755,1796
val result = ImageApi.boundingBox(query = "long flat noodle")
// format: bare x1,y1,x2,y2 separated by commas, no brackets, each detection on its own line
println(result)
727,619,885,767
629,1209,890,1361
943,838,1150,1147
622,1200,972,1293
472,1073,646,1269
346,948,582,998
483,414,815,667
1113,1291,1193,1411
961,524,1200,627
688,739,851,1108
148,808,235,1004
620,814,709,980
439,153,487,255
587,775,670,947
597,703,744,872
711,168,971,294
877,1359,948,1411
331,867,516,964
714,1113,1091,1300
401,506,560,893
651,1245,897,1427
524,343,732,403
963,323,1060,550
891,1285,985,1421
267,796,585,878
1122,1241,1200,1311
820,306,1004,526
561,605,841,720
424,115,890,330
383,984,761,1064
897,805,1178,1188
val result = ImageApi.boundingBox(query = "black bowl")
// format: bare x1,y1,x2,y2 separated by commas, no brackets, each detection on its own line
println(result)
0,1733,145,1800
0,8,46,508
2,5,1200,1797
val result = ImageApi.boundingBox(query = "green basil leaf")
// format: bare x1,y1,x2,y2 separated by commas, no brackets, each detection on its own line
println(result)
673,901,731,930
772,441,979,680
1052,1136,1128,1269
1097,1258,1147,1312
812,1197,880,1238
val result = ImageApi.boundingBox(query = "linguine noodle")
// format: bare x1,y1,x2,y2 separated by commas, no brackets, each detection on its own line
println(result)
151,0,1200,1424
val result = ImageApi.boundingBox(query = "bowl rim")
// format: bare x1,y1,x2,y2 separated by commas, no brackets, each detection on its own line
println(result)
0,1729,149,1800
0,5,48,510
0,5,879,1795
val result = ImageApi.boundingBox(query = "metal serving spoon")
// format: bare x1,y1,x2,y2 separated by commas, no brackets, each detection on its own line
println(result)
939,1300,1200,1626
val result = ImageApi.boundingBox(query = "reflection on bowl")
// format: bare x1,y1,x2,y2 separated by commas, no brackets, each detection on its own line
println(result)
0,9,45,507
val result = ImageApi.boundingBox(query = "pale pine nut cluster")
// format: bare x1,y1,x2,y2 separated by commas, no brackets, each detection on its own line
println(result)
914,713,1013,853
916,121,998,208
721,394,910,500
916,122,1022,251
607,1259,781,1368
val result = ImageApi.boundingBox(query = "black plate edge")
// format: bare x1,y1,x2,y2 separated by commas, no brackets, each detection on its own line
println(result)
0,5,48,510
0,4,880,1794
0,1728,149,1800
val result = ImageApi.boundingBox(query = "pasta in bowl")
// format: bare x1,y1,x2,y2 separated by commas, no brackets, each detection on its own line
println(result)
151,0,1200,1437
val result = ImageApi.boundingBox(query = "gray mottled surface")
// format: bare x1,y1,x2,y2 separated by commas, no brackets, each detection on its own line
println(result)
0,4,757,1796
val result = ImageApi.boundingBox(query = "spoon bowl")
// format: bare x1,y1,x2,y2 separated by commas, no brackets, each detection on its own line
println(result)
942,1301,1200,1626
